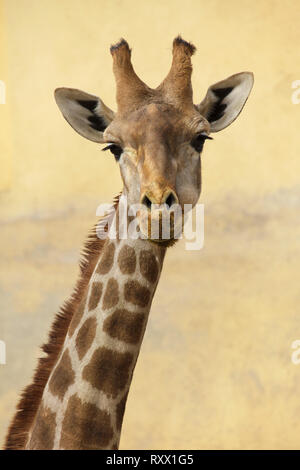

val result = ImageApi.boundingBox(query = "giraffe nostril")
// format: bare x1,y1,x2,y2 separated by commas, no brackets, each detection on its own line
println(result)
141,194,152,210
141,191,178,210
165,192,176,209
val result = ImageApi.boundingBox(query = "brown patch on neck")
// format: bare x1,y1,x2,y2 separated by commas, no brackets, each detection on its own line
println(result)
26,403,56,450
75,316,97,360
60,394,114,449
48,349,75,400
116,392,129,432
102,278,119,310
139,249,159,283
96,242,115,274
68,292,88,337
88,281,103,312
4,195,120,450
124,280,151,307
82,346,133,399
118,244,137,274
103,308,146,344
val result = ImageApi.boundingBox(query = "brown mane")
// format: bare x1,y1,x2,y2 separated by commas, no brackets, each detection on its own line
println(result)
4,195,120,450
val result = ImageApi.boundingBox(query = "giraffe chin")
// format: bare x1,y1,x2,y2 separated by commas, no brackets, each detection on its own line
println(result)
135,204,185,249
137,218,182,248
137,225,181,248
148,237,179,248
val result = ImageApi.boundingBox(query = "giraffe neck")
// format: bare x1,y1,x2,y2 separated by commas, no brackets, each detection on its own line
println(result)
27,219,166,449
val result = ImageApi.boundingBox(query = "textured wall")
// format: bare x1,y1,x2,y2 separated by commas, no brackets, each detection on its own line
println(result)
1,0,300,449
0,1,12,191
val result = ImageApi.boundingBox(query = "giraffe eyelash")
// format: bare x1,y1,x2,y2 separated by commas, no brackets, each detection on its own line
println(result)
191,133,213,153
102,143,123,161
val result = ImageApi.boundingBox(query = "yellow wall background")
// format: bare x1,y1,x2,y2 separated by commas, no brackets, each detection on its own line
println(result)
0,0,12,192
1,0,300,449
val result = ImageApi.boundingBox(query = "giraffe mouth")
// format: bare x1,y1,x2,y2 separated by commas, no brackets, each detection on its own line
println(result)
137,210,183,247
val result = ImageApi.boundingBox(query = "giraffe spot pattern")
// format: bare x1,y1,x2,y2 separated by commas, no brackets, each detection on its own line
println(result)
68,293,87,337
139,249,159,283
75,316,97,360
102,278,119,310
48,349,75,400
88,281,103,311
103,308,145,344
116,392,129,431
124,280,151,307
117,244,136,274
82,346,133,399
96,242,115,275
28,403,56,450
60,394,114,449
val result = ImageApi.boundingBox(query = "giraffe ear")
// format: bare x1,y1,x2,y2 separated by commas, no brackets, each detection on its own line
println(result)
196,72,254,132
54,88,115,143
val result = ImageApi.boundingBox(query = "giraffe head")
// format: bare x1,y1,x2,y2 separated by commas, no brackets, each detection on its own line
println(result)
55,37,253,244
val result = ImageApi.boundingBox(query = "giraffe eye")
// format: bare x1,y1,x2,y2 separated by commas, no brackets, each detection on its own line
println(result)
102,144,123,161
191,133,213,153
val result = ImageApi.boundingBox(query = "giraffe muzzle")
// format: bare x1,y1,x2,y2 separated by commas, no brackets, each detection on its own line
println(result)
137,189,183,244
140,188,178,211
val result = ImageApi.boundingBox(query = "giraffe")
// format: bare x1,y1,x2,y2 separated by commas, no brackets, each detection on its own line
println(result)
4,37,253,450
